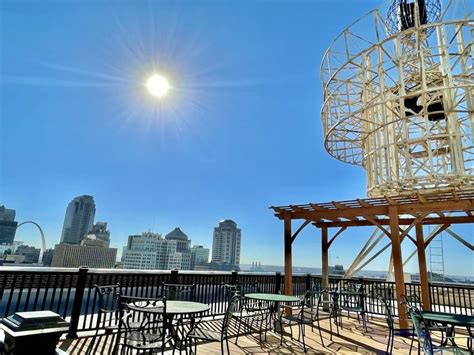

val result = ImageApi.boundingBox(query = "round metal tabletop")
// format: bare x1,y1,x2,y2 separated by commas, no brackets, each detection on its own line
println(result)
245,293,300,302
128,300,210,315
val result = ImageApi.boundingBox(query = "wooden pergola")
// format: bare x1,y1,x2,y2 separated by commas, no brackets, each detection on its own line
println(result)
271,190,474,330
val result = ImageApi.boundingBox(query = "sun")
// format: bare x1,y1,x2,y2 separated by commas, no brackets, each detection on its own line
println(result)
145,74,170,98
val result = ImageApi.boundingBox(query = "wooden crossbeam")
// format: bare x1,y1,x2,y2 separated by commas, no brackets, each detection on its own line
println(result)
365,215,391,237
328,227,347,247
424,224,451,247
291,220,311,243
313,215,474,228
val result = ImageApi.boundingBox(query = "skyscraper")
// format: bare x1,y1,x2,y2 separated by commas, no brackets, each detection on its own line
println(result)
60,195,96,245
211,219,241,267
0,205,18,244
191,245,210,269
121,229,192,270
84,222,111,247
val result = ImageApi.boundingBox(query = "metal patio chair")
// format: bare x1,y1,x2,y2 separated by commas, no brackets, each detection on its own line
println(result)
116,295,171,355
279,289,330,352
186,294,241,355
408,306,471,355
87,284,122,355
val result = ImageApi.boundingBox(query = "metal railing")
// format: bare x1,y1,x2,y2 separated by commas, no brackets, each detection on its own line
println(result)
0,267,472,338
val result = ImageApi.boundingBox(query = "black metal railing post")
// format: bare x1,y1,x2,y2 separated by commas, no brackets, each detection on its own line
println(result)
170,269,179,284
275,272,282,294
231,270,238,285
67,267,89,339
305,273,312,291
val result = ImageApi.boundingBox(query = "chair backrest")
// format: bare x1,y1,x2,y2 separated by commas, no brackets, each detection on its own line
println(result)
407,306,434,355
94,284,121,313
236,281,261,296
222,294,242,334
302,290,326,322
339,284,365,310
161,283,196,301
119,295,167,339
402,294,423,310
377,295,394,330
223,284,240,301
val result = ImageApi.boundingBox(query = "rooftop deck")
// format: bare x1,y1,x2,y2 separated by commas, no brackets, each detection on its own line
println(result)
60,314,417,354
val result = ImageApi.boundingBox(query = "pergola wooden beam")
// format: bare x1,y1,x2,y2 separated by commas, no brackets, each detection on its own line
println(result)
273,199,474,220
313,216,474,228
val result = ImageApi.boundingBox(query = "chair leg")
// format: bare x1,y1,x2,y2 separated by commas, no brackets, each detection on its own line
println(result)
317,318,325,347
390,328,395,354
235,317,241,344
361,312,368,332
301,324,307,353
87,312,102,355
280,321,284,346
385,329,391,354
221,340,224,355
226,338,230,354
409,325,414,355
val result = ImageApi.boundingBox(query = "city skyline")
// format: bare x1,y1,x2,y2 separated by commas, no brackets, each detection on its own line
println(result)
2,0,472,277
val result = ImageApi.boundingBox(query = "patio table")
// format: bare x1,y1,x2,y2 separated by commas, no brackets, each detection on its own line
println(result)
127,300,209,351
245,293,300,332
421,311,474,350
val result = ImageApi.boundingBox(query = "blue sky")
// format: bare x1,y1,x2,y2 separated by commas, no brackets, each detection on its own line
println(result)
1,0,472,277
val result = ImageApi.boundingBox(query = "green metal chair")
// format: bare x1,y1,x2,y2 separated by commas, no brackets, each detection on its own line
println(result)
408,306,470,355
186,294,241,354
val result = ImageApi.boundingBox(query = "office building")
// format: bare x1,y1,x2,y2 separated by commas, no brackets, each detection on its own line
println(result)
191,245,210,269
15,245,41,264
42,248,54,267
211,219,241,267
0,206,18,244
60,195,96,245
0,241,23,255
84,222,110,247
122,230,192,270
51,241,117,268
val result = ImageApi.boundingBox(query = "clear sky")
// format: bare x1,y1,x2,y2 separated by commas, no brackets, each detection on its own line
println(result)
1,0,472,277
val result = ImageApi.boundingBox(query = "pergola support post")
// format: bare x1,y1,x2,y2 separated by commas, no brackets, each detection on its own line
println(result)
284,215,292,316
389,206,409,330
321,226,329,289
416,223,431,311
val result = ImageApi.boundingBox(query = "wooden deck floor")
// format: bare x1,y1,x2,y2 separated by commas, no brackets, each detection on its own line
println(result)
60,314,417,354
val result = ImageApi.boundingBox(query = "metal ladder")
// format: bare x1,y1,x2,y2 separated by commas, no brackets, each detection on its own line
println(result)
429,227,446,284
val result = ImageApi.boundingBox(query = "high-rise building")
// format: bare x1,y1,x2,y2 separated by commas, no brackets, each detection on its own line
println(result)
191,245,210,269
51,241,117,268
0,206,18,244
122,229,192,270
60,195,96,245
15,245,41,264
84,222,110,247
211,219,241,267
41,248,54,267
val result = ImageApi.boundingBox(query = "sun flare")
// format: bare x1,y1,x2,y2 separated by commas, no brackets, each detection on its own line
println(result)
146,74,170,98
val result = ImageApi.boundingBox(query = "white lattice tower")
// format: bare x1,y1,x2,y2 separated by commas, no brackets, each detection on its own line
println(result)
321,0,474,197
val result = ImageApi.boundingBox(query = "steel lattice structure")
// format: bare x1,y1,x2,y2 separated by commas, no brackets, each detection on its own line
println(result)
321,0,474,197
